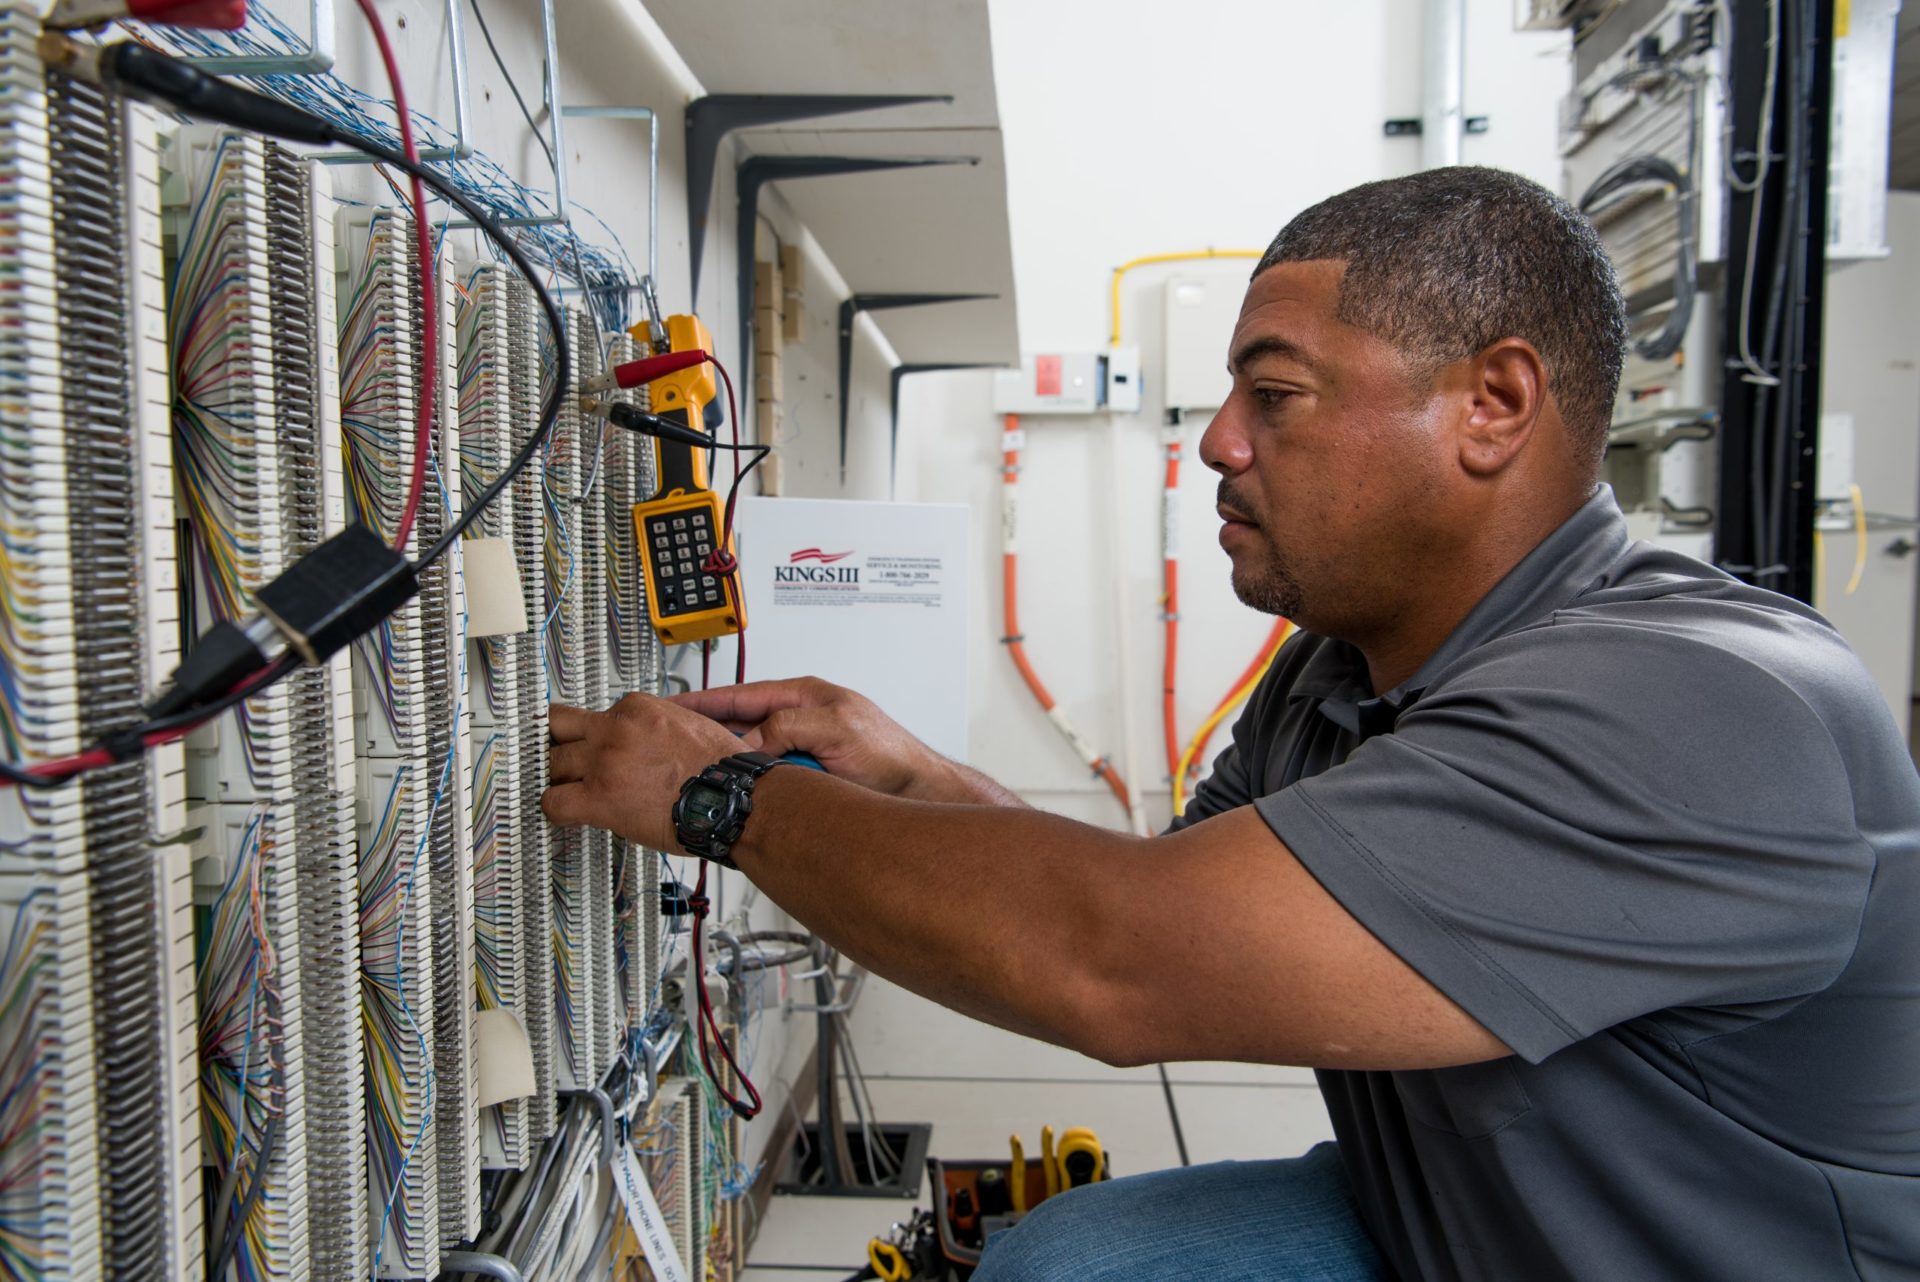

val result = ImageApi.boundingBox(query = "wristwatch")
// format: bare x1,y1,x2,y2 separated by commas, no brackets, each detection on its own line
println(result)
672,751,789,868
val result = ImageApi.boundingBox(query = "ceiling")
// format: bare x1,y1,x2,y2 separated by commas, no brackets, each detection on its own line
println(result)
1892,1,1920,188
644,0,1019,365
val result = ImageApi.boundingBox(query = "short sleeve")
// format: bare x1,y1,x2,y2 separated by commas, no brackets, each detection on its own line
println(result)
1256,622,1875,1064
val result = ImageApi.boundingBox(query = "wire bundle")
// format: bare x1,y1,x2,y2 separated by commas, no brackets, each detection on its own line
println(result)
157,6,640,334
469,735,506,1011
358,766,436,1275
169,133,261,626
340,216,415,542
339,214,417,736
196,811,283,1282
170,132,282,783
538,334,578,704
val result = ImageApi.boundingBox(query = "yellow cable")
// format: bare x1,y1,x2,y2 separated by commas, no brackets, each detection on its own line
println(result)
1171,624,1293,815
1109,249,1264,346
1846,482,1868,596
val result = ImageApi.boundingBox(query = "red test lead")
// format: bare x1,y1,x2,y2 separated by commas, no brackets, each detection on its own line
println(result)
580,347,710,395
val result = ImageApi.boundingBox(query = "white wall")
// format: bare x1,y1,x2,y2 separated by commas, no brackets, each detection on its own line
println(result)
897,0,1571,830
1816,193,1920,739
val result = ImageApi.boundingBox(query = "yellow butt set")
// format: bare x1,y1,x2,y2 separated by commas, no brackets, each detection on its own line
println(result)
632,313,746,646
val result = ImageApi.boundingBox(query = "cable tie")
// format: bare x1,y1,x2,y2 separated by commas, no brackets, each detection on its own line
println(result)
999,634,1025,645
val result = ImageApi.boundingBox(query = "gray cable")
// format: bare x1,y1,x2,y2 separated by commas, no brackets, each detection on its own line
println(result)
836,1010,902,1177
467,0,555,176
206,1117,279,1280
1578,153,1696,362
440,1251,530,1282
834,1010,893,1180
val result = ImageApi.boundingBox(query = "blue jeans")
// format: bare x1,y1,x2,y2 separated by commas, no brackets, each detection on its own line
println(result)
971,1143,1388,1282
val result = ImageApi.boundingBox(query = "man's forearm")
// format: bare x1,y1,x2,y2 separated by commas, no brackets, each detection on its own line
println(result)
732,767,1130,1056
901,756,1031,808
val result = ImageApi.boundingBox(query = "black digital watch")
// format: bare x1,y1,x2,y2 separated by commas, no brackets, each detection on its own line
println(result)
672,751,789,868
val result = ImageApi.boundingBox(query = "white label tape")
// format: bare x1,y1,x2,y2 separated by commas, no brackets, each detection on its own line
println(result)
462,536,531,637
614,1145,691,1282
1045,705,1100,767
1002,428,1027,453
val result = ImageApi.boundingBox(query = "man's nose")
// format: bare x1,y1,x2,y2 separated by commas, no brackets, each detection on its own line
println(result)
1198,396,1253,476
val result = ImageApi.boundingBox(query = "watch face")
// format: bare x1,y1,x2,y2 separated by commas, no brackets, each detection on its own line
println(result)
682,782,730,831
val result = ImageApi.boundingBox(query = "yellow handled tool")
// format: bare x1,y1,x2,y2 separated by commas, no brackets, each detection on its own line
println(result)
1008,1133,1027,1214
1056,1126,1106,1188
1040,1126,1060,1199
868,1238,911,1281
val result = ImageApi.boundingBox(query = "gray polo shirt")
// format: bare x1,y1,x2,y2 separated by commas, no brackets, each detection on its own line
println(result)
1175,487,1920,1282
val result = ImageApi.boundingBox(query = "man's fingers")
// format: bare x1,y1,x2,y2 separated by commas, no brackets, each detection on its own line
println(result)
540,781,594,828
549,703,594,743
741,705,838,759
671,678,834,726
550,740,590,785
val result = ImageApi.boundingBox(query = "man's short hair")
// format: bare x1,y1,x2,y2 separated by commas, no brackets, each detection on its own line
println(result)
1255,166,1627,467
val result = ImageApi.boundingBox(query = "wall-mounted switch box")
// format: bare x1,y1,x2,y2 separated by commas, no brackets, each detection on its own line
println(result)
1104,345,1142,413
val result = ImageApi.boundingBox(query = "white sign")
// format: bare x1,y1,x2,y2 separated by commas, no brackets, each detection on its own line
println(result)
704,497,970,763
613,1145,690,1282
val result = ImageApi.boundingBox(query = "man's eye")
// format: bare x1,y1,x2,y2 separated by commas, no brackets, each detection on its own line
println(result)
1254,388,1296,409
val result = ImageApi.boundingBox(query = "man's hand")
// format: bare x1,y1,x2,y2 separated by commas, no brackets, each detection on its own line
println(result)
671,677,960,799
543,694,741,849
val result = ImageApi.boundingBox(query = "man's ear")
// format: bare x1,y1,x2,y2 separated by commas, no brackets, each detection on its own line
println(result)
1454,338,1547,478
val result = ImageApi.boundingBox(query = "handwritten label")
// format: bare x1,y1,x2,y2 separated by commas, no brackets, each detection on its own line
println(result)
613,1146,690,1282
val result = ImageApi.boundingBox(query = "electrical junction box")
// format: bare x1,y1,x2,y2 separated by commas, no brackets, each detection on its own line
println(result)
1164,276,1245,410
992,349,1140,416
993,352,1102,414
702,496,970,762
1105,346,1143,413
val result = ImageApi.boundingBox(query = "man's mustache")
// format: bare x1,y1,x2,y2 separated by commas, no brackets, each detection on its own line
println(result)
1216,484,1258,525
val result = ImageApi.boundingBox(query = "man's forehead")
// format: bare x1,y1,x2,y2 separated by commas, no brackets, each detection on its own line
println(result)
1229,260,1352,374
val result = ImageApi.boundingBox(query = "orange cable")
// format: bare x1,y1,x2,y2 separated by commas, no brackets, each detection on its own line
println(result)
999,415,1132,815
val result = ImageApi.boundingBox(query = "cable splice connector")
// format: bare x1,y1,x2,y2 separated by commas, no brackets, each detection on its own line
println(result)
254,523,418,665
145,523,416,722
579,348,709,395
144,614,286,722
45,0,246,29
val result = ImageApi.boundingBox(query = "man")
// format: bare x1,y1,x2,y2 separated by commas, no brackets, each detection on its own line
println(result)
545,167,1920,1281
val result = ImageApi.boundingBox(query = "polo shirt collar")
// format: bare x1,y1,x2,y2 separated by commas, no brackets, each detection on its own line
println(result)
1294,486,1629,734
